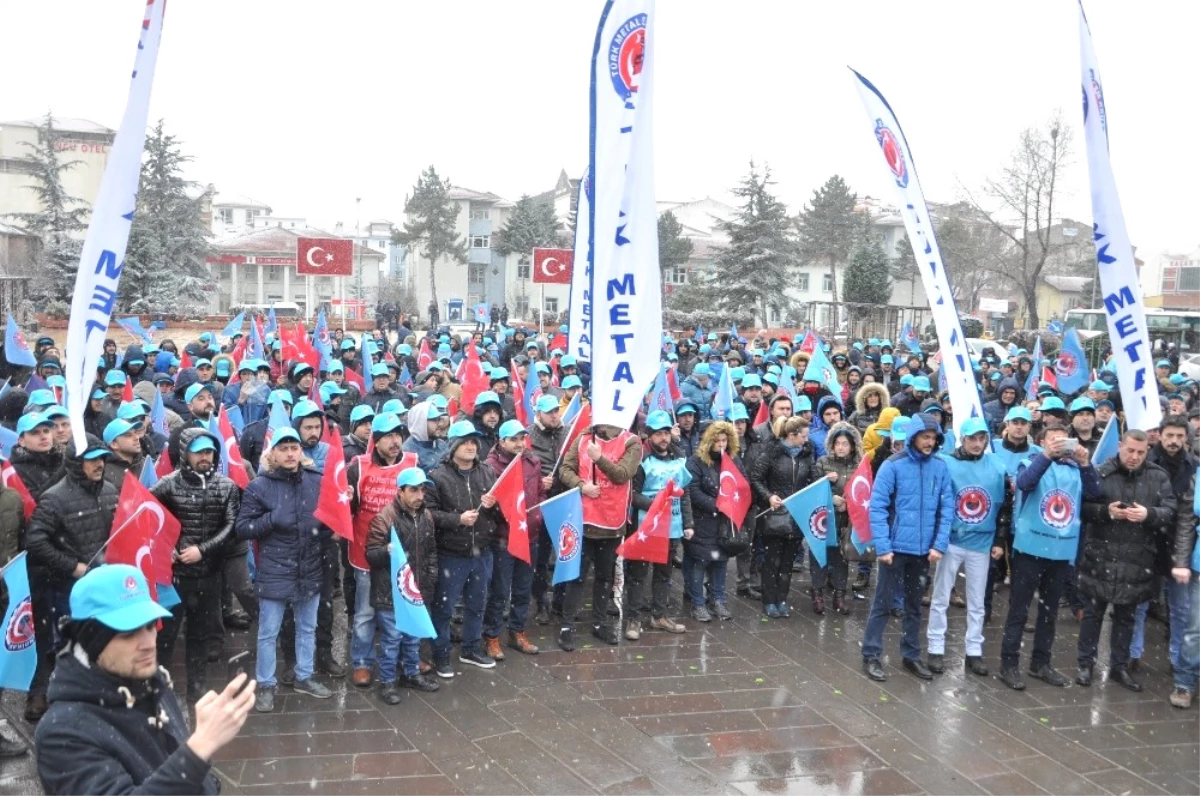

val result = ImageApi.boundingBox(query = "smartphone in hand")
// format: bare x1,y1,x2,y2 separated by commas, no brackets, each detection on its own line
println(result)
227,651,252,695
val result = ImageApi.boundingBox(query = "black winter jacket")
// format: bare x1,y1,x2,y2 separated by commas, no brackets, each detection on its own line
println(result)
750,439,818,537
685,452,745,560
1148,445,1200,573
34,649,217,795
366,500,438,609
26,454,118,588
9,445,64,499
103,453,146,492
424,459,499,558
1079,459,1178,605
151,432,241,579
238,418,269,472
235,465,326,602
528,421,566,479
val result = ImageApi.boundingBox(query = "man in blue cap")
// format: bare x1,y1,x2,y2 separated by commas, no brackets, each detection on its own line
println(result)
363,362,402,414
1067,396,1100,457
33,564,255,795
101,369,128,421
680,364,714,422
166,382,218,468
101,417,145,490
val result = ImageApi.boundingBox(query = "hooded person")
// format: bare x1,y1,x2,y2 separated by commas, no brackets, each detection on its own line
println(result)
809,395,844,459
470,391,504,461
121,344,151,385
815,421,864,615
0,386,28,432
862,406,902,461
849,383,890,434
983,377,1021,434
400,401,448,474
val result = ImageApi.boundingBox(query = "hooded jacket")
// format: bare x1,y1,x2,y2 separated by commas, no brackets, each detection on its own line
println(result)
817,421,864,536
862,406,901,460
34,647,217,795
750,436,819,538
983,377,1021,433
401,402,448,473
680,375,715,421
809,395,843,458
868,414,954,557
849,383,890,434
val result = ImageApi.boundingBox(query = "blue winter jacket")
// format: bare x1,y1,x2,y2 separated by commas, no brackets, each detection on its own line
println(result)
680,376,715,421
869,414,954,557
235,465,327,602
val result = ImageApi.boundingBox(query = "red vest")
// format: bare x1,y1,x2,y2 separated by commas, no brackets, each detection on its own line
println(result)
350,452,418,571
578,431,633,530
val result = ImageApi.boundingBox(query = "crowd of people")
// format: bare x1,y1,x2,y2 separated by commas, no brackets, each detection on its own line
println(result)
0,321,1196,794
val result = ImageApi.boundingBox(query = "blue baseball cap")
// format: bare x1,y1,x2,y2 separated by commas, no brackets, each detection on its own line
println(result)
267,389,294,406
428,395,449,410
645,410,673,431
237,359,257,374
489,367,510,382
47,375,66,389
1069,396,1096,414
371,413,404,436
381,399,408,416
427,362,444,373
194,358,213,370
742,374,762,389
91,388,108,401
675,401,698,416
1005,406,1033,423
561,375,582,390
69,564,171,632
215,360,232,378
42,405,69,421
397,344,412,356
763,373,779,386
560,355,578,368
795,395,813,412
102,419,136,446
370,363,390,378
1088,380,1109,392
290,362,314,379
184,383,215,404
116,402,146,422
447,419,482,440
104,370,126,387
1156,359,1172,369
880,355,894,365
269,427,302,449
291,399,322,420
535,362,551,375
475,390,501,410
327,360,345,374
16,412,52,436
350,405,376,425
27,389,56,408
424,403,444,420
693,363,711,377
730,403,750,422
396,468,428,488
1039,396,1066,413
958,416,989,439
340,339,356,351
187,435,218,454
535,395,560,414
319,382,347,404
911,376,932,392
1168,374,1186,386
900,374,915,387
499,419,528,440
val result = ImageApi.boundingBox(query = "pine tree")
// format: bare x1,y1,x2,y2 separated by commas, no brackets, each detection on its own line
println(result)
393,166,466,313
494,194,561,306
122,121,212,314
797,175,859,319
842,239,892,307
657,210,693,292
10,113,90,311
712,162,800,325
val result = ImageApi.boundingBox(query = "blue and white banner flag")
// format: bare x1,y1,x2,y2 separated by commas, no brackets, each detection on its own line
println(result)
264,305,278,335
1091,414,1119,466
568,168,593,363
248,318,266,361
562,391,582,427
1024,336,1043,397
472,303,490,325
116,316,154,344
0,553,36,691
648,361,674,414
221,311,245,339
782,479,837,569
65,0,166,452
541,488,584,585
1077,2,1160,430
589,0,661,429
851,68,983,440
1055,327,1090,396
711,353,735,420
389,527,436,639
4,314,36,368
899,321,921,355
149,385,169,438
802,345,843,406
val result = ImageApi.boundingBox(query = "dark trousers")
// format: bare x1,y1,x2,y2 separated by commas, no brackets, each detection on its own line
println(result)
1078,596,1138,669
563,537,619,629
29,581,70,697
339,538,356,619
624,539,679,621
158,575,220,699
1001,551,1069,670
532,525,554,610
761,535,801,607
736,521,761,590
210,553,259,652
862,553,929,661
283,536,338,665
809,544,849,591
483,540,538,637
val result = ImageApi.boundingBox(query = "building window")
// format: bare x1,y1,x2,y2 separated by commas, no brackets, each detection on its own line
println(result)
469,207,491,221
822,273,834,292
217,208,233,225
770,307,781,324
265,265,281,280
470,235,490,249
1179,267,1200,293
515,295,530,316
545,297,560,313
468,264,486,283
517,263,531,280
665,266,688,285
796,273,810,292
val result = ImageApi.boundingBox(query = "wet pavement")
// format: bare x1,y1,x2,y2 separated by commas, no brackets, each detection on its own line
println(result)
1,569,1197,795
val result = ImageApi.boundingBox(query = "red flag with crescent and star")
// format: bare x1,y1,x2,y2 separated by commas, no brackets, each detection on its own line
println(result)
313,427,353,541
715,456,751,528
0,460,36,520
296,237,353,277
107,472,181,602
617,479,680,564
489,456,531,564
217,407,250,489
532,247,573,284
458,343,489,415
799,330,818,355
417,339,434,371
846,454,874,548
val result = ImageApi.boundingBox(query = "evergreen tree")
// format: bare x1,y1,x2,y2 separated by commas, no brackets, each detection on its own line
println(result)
393,166,466,313
494,194,561,306
657,210,693,291
797,175,858,318
711,162,800,325
842,239,892,307
122,121,212,314
10,113,90,310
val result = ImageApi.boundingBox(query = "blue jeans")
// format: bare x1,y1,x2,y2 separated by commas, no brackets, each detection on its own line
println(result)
683,552,727,607
862,553,929,662
483,541,537,638
431,551,492,662
374,608,421,683
1168,578,1191,669
257,593,319,688
1174,574,1200,693
350,569,376,670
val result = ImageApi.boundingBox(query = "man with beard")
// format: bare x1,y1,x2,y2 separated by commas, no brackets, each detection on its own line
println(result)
673,402,702,459
527,396,566,625
101,418,146,490
167,383,218,467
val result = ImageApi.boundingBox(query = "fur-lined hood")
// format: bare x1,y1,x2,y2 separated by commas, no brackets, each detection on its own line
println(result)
789,351,811,372
854,383,890,416
823,420,863,461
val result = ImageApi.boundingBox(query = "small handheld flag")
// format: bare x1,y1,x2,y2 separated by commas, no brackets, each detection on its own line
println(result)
221,311,246,339
1055,328,1090,396
490,456,530,564
541,488,584,585
617,480,679,564
0,554,37,691
845,454,874,555
4,314,36,368
1091,416,1119,466
715,456,751,528
389,527,436,638
782,478,837,568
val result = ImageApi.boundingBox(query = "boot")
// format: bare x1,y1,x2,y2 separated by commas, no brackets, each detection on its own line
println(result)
811,587,825,615
24,694,47,722
507,630,539,655
484,635,505,661
851,571,870,592
833,590,850,615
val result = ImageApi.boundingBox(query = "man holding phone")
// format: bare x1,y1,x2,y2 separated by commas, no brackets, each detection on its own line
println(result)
999,422,1102,690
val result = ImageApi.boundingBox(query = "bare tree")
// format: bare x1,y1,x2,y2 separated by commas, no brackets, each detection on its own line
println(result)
962,113,1072,330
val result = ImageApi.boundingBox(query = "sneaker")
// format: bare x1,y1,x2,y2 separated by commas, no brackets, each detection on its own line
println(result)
649,616,685,633
624,620,642,641
778,602,790,618
399,673,441,692
1028,664,1068,687
0,729,27,758
293,678,333,699
558,627,577,652
999,666,1026,691
508,630,539,655
434,660,455,679
378,682,402,705
691,605,713,623
254,686,276,713
484,635,505,662
765,603,781,619
459,650,497,669
712,602,733,621
1169,687,1194,709
592,624,619,645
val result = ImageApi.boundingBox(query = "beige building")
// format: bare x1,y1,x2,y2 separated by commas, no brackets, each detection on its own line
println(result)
0,117,114,221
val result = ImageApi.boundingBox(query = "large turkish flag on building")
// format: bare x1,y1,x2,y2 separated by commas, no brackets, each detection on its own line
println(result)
532,247,572,284
297,237,354,276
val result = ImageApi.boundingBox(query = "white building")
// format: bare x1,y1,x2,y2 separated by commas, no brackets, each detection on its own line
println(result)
1140,247,1200,311
210,192,273,239
0,117,114,222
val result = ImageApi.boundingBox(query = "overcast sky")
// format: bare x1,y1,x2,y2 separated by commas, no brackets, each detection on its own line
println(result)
2,1,1195,256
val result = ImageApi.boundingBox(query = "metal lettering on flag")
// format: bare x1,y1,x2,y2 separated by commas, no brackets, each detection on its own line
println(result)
567,168,593,362
296,237,354,276
532,247,573,284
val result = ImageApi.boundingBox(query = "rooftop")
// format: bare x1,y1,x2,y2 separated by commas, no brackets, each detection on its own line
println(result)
212,225,384,259
1044,275,1089,293
212,191,273,210
446,186,514,208
1,117,114,136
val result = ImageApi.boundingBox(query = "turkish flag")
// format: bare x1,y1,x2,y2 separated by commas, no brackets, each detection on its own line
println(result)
296,237,354,277
532,247,572,284
155,441,174,479
344,365,365,393
458,344,489,415
282,323,320,371
799,330,818,355
1,461,36,520
107,472,182,602
229,334,248,369
846,454,874,548
313,426,353,540
217,407,250,489
715,456,751,528
665,366,682,403
511,370,528,426
122,375,134,404
753,398,768,428
617,479,680,564
180,350,193,370
417,339,434,371
549,333,567,352
490,456,530,564
1041,364,1058,391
